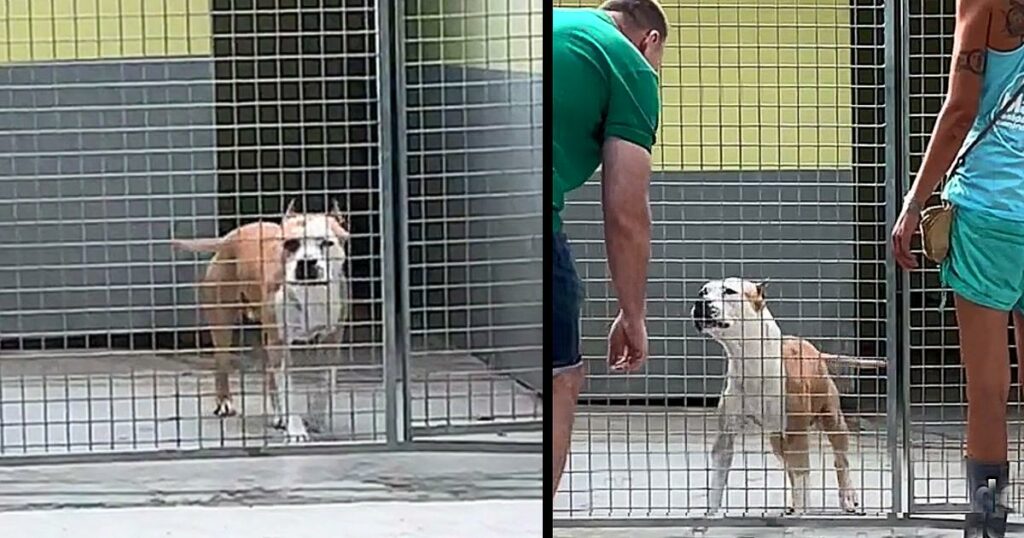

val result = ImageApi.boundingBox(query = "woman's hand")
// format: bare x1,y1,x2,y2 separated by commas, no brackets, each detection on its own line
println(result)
891,204,922,271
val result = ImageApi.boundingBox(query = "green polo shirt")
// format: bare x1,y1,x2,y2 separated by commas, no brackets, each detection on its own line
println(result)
552,7,661,233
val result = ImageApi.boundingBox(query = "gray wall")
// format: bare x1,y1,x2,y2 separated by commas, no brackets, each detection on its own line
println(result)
562,170,863,398
406,66,542,391
0,60,217,338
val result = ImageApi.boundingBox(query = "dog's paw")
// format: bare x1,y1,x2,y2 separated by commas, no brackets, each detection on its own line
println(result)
284,415,310,443
840,488,861,514
213,398,237,417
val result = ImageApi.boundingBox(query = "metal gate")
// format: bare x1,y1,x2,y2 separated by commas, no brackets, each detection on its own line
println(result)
0,0,541,464
553,0,1022,528
901,0,1024,517
399,0,544,442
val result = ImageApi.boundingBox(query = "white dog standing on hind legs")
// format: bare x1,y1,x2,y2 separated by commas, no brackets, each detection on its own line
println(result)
173,199,350,443
692,277,885,516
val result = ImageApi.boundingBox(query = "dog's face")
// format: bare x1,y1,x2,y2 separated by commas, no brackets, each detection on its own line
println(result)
691,278,768,337
280,200,350,284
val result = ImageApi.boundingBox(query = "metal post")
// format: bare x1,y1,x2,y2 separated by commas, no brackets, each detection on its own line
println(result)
883,0,910,519
378,0,412,446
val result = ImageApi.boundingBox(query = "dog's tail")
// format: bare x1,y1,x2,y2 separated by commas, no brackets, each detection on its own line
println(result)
821,352,887,369
170,237,224,253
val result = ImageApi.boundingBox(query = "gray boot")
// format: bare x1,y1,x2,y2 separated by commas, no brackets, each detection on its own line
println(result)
964,459,1009,538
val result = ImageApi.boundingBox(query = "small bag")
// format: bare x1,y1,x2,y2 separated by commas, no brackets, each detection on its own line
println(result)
915,82,1024,265
919,202,954,264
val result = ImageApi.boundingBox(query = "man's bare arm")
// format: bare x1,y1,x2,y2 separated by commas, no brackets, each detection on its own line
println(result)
601,137,652,320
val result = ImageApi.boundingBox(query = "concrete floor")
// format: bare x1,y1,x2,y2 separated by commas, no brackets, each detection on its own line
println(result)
0,500,541,538
0,449,540,510
553,525,1022,537
0,449,541,536
0,347,541,535
554,407,1024,526
0,349,541,454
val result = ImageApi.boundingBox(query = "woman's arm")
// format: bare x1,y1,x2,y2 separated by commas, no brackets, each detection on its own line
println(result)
904,0,991,211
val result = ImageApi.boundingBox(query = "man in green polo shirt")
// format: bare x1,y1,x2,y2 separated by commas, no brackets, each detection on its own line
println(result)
551,0,665,498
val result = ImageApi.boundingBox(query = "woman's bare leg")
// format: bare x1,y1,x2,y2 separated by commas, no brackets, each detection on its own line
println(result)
957,294,1012,537
955,294,1011,462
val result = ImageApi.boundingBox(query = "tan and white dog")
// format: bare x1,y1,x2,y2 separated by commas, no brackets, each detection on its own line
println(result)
172,200,350,442
692,277,885,515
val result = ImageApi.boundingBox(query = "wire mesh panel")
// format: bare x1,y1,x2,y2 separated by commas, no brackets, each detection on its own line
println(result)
0,0,388,457
905,0,1024,515
402,0,544,438
553,0,890,521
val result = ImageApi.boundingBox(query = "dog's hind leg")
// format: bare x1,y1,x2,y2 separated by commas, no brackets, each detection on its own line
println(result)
780,432,811,514
820,410,859,513
769,433,790,512
197,256,240,418
204,307,237,417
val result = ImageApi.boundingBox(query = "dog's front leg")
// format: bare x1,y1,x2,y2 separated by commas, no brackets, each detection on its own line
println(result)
708,393,740,515
266,340,309,443
261,336,284,428
708,431,736,515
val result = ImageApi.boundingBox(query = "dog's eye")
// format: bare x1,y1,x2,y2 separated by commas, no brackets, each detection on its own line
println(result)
723,288,738,295
320,239,335,249
283,239,300,253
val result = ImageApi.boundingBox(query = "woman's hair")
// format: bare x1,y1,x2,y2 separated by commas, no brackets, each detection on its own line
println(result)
599,0,670,39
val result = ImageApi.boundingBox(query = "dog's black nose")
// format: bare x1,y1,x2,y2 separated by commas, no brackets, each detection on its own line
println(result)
294,258,320,281
692,300,718,332
692,300,709,320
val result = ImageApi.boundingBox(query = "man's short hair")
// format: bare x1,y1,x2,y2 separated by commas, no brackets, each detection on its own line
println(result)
599,0,669,39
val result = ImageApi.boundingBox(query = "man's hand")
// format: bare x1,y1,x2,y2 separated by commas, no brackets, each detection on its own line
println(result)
608,310,648,372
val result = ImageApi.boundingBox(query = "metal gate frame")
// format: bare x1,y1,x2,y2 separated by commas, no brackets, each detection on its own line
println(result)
323,0,543,453
892,0,972,519
885,0,911,520
390,0,544,445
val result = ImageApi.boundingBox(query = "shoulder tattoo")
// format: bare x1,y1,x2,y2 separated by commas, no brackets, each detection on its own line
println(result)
955,48,987,75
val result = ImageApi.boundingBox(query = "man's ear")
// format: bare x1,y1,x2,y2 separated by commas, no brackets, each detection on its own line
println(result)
647,29,662,46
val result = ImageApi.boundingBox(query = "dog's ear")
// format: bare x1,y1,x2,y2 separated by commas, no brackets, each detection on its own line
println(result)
283,199,298,220
329,198,347,228
328,198,350,240
748,280,769,312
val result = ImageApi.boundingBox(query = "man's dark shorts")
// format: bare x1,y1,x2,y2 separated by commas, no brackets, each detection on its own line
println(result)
552,233,583,376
